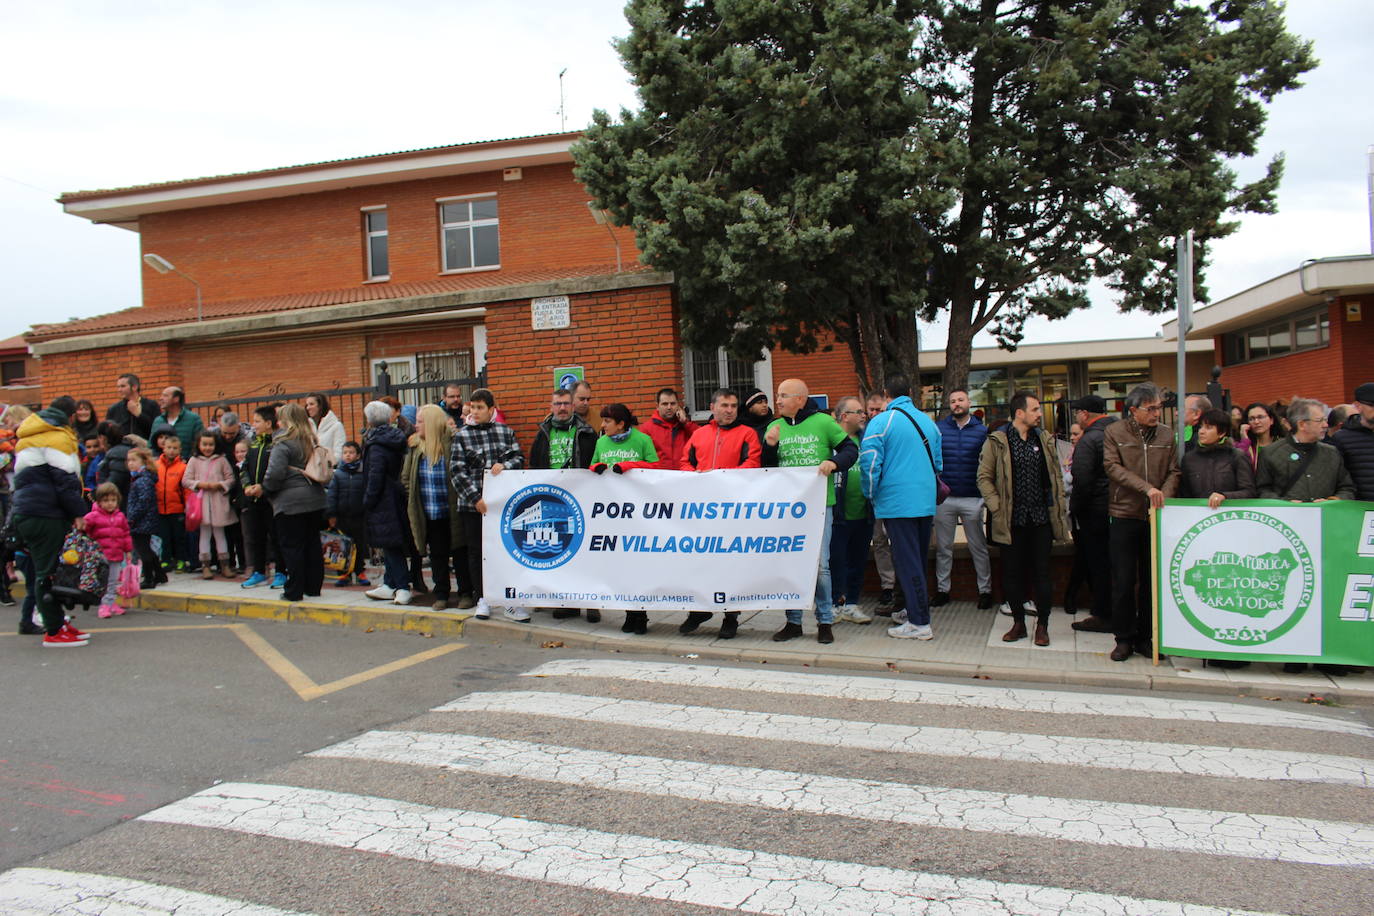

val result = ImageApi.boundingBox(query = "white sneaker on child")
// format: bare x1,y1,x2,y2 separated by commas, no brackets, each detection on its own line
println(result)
473,599,491,620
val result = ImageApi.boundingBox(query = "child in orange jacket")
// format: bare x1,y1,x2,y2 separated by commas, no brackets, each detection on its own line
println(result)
154,433,189,570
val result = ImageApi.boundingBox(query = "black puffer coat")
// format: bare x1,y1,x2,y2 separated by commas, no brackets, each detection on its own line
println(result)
1179,440,1256,500
362,424,409,550
1332,414,1374,502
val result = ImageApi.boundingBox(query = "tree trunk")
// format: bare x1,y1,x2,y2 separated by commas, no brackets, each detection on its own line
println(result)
943,294,976,396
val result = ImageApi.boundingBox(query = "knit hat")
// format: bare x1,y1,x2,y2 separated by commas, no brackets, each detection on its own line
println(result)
1353,383,1374,406
743,388,768,409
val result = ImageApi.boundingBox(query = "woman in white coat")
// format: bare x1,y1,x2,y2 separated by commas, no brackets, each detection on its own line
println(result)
306,392,345,465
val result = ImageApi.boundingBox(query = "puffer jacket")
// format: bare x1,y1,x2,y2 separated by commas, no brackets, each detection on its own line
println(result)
936,413,988,498
1069,414,1114,519
1332,413,1374,501
361,424,409,549
10,410,86,521
326,459,366,519
1103,417,1180,520
83,505,133,562
639,414,700,471
154,454,187,514
681,419,761,471
126,468,160,534
1179,439,1256,501
977,426,1069,546
96,435,140,499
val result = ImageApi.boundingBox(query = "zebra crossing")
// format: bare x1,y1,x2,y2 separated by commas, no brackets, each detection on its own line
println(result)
3,658,1371,914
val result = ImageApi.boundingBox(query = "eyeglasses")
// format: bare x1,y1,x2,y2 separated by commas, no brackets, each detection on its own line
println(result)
841,409,863,416
777,392,803,400
1300,417,1327,426
1134,404,1162,413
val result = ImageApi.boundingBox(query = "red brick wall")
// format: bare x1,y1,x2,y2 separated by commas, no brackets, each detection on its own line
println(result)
1220,301,1348,407
770,332,863,409
1339,296,1374,400
39,343,182,412
137,162,638,309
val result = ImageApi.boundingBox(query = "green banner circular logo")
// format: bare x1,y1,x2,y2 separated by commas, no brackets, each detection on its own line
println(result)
1169,509,1315,646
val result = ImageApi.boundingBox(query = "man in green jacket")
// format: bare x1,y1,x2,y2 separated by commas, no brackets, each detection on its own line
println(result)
1257,398,1355,502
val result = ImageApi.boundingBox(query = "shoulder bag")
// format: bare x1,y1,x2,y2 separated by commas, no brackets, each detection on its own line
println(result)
892,408,950,504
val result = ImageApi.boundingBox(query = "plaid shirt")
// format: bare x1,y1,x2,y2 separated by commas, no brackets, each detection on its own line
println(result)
449,421,524,510
417,454,449,520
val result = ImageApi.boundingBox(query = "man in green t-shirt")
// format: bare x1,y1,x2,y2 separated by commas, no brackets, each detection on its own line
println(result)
528,388,601,623
762,378,858,645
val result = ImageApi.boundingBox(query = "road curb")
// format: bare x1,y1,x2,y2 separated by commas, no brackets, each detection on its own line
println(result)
132,589,468,638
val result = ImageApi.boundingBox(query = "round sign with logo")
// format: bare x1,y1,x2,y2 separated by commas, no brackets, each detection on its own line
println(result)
499,484,586,570
1168,509,1316,646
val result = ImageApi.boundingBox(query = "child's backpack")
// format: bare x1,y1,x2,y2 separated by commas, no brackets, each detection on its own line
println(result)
50,530,110,610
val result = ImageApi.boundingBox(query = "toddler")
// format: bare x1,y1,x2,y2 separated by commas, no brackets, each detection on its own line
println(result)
84,482,132,618
125,448,165,588
183,431,238,579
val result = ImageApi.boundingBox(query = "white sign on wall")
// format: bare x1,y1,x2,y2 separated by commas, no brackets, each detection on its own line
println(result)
531,295,571,330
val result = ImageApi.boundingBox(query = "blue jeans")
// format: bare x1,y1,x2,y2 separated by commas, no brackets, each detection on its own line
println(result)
381,548,411,591
787,505,835,625
886,516,934,626
829,514,873,606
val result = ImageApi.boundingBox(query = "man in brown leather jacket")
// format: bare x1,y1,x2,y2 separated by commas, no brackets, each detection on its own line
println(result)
1103,383,1180,661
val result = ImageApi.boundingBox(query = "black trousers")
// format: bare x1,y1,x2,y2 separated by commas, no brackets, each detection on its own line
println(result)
1002,523,1052,624
14,515,67,635
458,511,483,600
241,498,284,574
133,533,166,585
423,516,470,600
1109,517,1152,643
1080,513,1112,619
277,510,324,601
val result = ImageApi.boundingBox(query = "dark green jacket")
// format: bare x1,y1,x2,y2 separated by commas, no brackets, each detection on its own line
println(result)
1256,437,1354,501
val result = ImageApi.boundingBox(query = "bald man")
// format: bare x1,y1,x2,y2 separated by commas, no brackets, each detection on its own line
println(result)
761,378,858,645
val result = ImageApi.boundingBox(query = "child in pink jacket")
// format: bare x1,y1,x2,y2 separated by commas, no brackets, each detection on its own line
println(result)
84,481,133,617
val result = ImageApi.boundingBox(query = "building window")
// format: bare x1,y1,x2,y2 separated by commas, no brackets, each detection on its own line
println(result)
439,196,499,272
363,208,388,280
683,347,772,417
1221,306,1329,365
1,359,26,386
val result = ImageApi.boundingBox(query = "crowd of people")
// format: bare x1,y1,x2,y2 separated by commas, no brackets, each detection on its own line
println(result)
2,369,1370,666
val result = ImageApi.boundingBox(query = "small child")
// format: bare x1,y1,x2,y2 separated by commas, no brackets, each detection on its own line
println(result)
223,438,250,573
125,447,165,589
325,440,370,586
84,482,133,618
183,431,239,580
154,434,188,571
81,436,104,502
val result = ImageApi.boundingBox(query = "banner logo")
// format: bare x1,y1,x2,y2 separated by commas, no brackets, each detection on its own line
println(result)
1169,509,1315,645
499,484,586,570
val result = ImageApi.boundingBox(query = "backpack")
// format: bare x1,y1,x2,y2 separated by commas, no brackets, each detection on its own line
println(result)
296,444,334,486
50,530,109,610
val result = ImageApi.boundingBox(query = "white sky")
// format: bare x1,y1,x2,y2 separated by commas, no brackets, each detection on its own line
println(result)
2,0,1370,350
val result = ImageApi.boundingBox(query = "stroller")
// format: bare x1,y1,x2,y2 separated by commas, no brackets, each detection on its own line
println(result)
49,529,109,611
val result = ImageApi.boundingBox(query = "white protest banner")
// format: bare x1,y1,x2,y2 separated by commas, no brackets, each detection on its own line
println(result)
481,467,826,611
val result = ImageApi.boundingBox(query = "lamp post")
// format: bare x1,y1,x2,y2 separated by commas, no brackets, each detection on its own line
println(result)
143,253,203,322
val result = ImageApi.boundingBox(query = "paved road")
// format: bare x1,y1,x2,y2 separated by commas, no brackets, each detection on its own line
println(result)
2,648,1372,914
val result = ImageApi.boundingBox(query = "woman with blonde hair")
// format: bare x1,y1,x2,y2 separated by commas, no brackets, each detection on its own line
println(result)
263,402,326,601
402,404,469,610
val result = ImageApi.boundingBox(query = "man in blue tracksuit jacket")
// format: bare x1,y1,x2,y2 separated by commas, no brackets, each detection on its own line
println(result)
931,388,993,608
860,373,942,640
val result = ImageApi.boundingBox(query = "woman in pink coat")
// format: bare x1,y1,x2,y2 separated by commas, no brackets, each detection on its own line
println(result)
183,431,239,579
84,481,133,617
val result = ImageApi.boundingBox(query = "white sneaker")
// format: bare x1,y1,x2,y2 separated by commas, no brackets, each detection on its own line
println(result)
473,598,491,619
393,589,413,606
503,606,531,623
893,608,907,625
365,585,396,601
1023,600,1035,612
840,604,873,624
888,622,934,640
998,602,1012,616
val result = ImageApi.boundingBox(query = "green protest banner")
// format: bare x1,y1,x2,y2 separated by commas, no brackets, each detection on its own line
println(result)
1156,500,1374,666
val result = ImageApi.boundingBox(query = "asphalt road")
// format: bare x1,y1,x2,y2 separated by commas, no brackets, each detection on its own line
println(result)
2,616,1373,915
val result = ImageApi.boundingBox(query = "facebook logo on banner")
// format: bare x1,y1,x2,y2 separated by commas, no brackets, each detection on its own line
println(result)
505,587,517,599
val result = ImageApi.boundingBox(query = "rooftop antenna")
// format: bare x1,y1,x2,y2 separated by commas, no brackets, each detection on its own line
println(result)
558,68,568,132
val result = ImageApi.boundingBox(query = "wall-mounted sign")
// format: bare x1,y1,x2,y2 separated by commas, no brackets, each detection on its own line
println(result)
531,295,571,330
553,366,584,392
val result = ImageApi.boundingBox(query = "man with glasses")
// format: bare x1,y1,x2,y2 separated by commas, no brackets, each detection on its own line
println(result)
1257,398,1353,502
830,397,874,623
1103,383,1179,661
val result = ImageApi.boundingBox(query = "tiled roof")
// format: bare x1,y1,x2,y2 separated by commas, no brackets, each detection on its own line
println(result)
0,335,30,351
26,262,657,342
58,131,583,202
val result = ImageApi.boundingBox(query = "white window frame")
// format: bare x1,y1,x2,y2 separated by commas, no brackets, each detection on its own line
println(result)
682,346,773,421
362,206,389,282
437,193,500,274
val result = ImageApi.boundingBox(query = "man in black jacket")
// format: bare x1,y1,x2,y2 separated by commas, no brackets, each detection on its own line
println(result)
105,372,160,440
1332,383,1374,502
1068,396,1115,634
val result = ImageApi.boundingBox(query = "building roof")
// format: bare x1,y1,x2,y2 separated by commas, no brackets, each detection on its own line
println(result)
26,261,652,343
59,131,583,230
0,335,30,353
915,334,1212,370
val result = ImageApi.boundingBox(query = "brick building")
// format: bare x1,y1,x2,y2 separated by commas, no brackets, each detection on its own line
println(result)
0,335,41,408
1164,254,1374,409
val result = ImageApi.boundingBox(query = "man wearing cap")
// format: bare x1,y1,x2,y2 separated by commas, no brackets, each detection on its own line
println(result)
1333,383,1374,502
1068,394,1116,633
930,387,992,609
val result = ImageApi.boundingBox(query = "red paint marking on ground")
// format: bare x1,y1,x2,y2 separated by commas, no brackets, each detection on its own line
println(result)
0,765,129,806
13,799,92,817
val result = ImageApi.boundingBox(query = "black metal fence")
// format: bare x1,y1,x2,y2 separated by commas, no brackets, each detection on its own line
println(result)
185,362,486,442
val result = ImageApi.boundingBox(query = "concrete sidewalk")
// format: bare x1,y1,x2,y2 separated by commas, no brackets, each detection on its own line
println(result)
114,570,1374,706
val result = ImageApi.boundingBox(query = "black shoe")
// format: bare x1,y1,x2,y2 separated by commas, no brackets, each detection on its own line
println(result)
585,609,601,623
879,588,894,607
551,608,580,619
1109,641,1133,662
772,622,804,642
1203,659,1251,669
19,621,43,635
679,611,712,634
1070,615,1113,633
718,614,738,639
621,611,648,635
977,593,993,610
0,587,14,607
1062,603,1077,615
1315,664,1349,677
817,623,834,644
1283,662,1308,674
930,592,950,608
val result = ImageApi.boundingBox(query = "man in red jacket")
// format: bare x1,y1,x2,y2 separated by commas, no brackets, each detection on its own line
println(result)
677,388,761,639
639,387,700,471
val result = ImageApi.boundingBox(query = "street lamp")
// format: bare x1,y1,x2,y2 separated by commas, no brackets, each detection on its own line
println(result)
143,252,203,322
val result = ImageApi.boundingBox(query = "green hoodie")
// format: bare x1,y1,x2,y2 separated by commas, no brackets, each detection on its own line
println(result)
764,404,853,506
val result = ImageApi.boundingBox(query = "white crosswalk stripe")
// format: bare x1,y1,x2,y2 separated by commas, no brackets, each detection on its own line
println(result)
436,690,1374,787
523,658,1374,737
313,729,1374,867
3,658,1369,915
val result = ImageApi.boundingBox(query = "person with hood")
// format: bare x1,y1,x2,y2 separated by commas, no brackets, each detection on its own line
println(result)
10,396,92,647
1332,383,1374,501
325,440,370,587
930,387,992,609
1067,395,1116,633
529,388,597,472
639,387,699,471
361,401,412,605
678,387,762,639
305,392,346,465
765,378,858,645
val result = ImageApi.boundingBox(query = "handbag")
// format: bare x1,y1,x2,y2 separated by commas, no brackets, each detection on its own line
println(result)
117,557,142,600
892,408,951,504
300,445,334,485
320,528,356,576
184,488,203,531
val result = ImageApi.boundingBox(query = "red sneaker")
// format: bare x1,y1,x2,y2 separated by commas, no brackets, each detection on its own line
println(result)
43,625,89,648
64,618,92,639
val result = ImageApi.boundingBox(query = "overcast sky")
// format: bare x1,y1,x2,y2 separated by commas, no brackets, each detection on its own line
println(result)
2,0,1371,350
